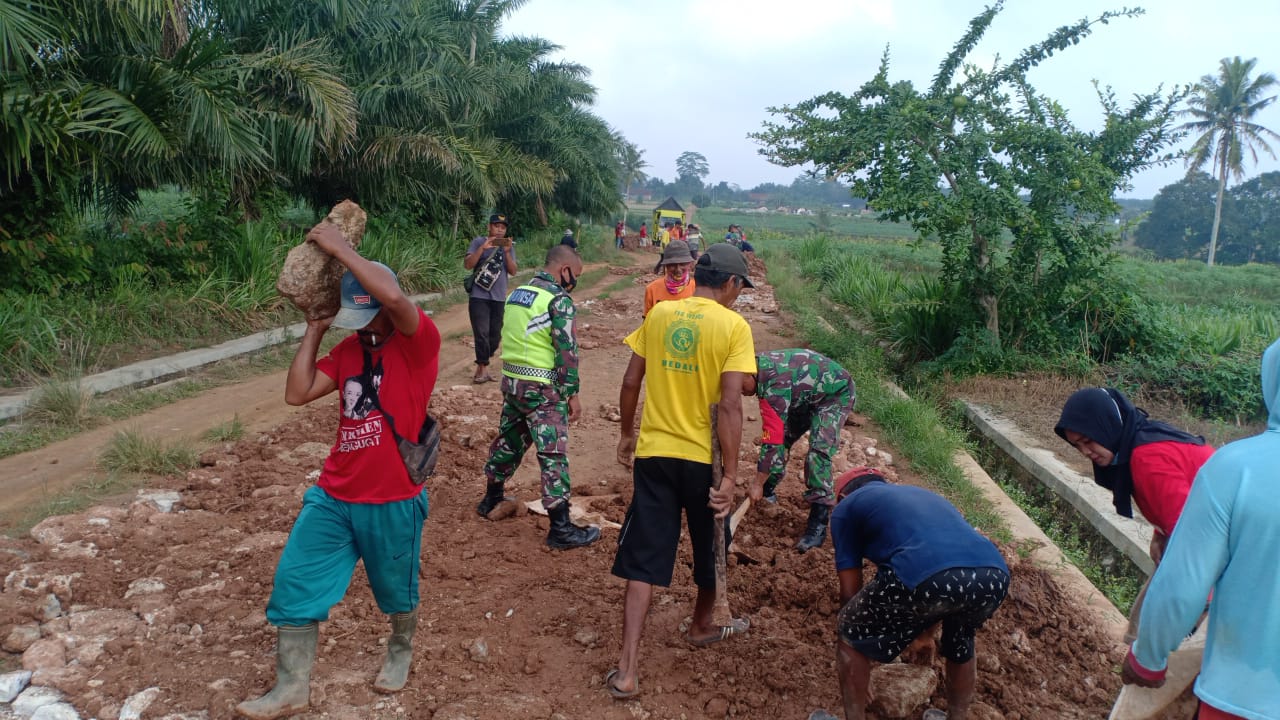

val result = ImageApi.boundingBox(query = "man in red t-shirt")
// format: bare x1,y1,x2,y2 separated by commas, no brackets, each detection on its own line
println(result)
238,225,441,720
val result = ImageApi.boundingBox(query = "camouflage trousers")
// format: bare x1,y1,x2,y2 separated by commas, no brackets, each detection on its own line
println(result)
483,376,571,509
761,386,855,506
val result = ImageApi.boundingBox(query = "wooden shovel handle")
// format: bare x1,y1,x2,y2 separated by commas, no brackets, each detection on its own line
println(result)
710,403,733,627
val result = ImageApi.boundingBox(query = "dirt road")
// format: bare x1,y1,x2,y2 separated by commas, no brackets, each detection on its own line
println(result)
0,254,1125,719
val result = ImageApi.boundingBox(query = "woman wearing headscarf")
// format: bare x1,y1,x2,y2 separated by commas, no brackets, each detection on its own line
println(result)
1054,387,1214,641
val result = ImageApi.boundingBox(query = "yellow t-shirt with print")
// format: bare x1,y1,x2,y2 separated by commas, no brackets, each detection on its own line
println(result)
624,296,757,463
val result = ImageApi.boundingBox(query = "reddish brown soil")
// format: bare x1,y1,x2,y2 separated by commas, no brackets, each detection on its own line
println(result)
0,258,1126,720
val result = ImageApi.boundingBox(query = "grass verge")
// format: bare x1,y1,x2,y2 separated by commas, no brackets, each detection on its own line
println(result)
768,244,1143,612
0,342,305,459
764,248,1009,542
203,415,245,443
100,429,199,476
597,274,641,299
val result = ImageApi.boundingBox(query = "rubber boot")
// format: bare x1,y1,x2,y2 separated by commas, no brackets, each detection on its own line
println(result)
373,609,416,693
795,503,831,553
546,502,601,549
762,479,779,504
236,623,318,720
476,481,513,517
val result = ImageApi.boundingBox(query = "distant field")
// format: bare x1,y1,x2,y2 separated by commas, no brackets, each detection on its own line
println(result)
695,207,917,239
621,202,917,240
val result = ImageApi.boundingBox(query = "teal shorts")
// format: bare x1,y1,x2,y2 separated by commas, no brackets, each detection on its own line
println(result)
266,485,429,626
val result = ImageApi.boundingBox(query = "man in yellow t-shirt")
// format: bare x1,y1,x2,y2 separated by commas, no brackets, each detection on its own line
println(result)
605,243,757,700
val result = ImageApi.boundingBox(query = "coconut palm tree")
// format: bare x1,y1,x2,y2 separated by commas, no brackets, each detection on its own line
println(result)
617,140,648,222
1179,56,1280,266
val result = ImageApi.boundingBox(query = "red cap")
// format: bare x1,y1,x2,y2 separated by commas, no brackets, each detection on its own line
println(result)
835,466,886,500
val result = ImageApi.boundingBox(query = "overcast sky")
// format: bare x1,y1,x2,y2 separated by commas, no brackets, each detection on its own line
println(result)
505,0,1280,199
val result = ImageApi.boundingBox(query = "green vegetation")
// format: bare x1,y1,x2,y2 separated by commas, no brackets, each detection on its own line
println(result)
203,416,246,443
25,381,95,429
100,430,199,476
767,241,1155,611
1135,171,1280,265
2,0,631,298
1178,57,1280,267
764,248,1008,541
692,207,916,240
1,0,645,392
785,234,1278,424
755,3,1184,357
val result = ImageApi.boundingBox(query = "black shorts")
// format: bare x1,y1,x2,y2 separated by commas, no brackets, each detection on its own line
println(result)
838,565,1009,663
611,457,717,589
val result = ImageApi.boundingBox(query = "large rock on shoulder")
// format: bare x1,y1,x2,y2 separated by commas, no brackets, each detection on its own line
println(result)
276,200,367,320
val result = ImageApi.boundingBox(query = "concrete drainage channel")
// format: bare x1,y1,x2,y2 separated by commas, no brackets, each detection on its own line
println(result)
0,292,445,423
879,382,1131,639
961,402,1151,614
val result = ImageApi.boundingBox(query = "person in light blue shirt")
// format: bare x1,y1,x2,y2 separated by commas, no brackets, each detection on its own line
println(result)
1123,337,1280,720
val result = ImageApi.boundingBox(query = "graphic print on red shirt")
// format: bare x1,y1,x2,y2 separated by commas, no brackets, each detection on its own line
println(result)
316,308,440,503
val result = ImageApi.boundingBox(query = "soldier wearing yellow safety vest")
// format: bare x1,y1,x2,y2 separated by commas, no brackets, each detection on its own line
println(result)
476,245,601,549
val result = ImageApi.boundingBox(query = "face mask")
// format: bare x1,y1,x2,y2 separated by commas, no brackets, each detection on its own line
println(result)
559,268,577,293
665,267,690,294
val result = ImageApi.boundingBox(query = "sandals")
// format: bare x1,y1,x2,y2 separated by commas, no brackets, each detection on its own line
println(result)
472,374,494,384
605,668,639,700
684,617,750,648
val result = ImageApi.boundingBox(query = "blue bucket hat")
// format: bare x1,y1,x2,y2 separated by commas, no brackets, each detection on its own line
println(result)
332,262,397,330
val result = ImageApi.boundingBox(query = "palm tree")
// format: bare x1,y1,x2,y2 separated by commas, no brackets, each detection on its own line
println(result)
617,140,648,223
1179,56,1280,266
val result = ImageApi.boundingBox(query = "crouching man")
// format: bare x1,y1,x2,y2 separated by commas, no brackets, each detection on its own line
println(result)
831,467,1009,720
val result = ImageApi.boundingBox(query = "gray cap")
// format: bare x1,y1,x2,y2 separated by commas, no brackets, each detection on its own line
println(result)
659,240,694,265
332,262,398,329
700,243,755,288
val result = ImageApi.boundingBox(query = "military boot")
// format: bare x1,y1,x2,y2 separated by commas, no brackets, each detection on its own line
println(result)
476,481,513,517
373,609,417,693
795,503,832,553
236,623,318,720
546,501,601,549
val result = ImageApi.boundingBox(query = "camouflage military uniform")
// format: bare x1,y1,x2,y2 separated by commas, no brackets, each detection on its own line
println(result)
756,349,855,506
483,271,579,509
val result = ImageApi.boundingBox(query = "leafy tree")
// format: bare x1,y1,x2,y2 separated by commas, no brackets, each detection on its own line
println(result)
0,0,356,290
1134,171,1219,260
675,151,709,186
1180,56,1280,266
1,0,629,293
753,2,1183,353
1224,170,1280,264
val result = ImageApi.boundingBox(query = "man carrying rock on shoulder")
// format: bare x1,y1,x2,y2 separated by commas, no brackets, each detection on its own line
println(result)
238,224,441,719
